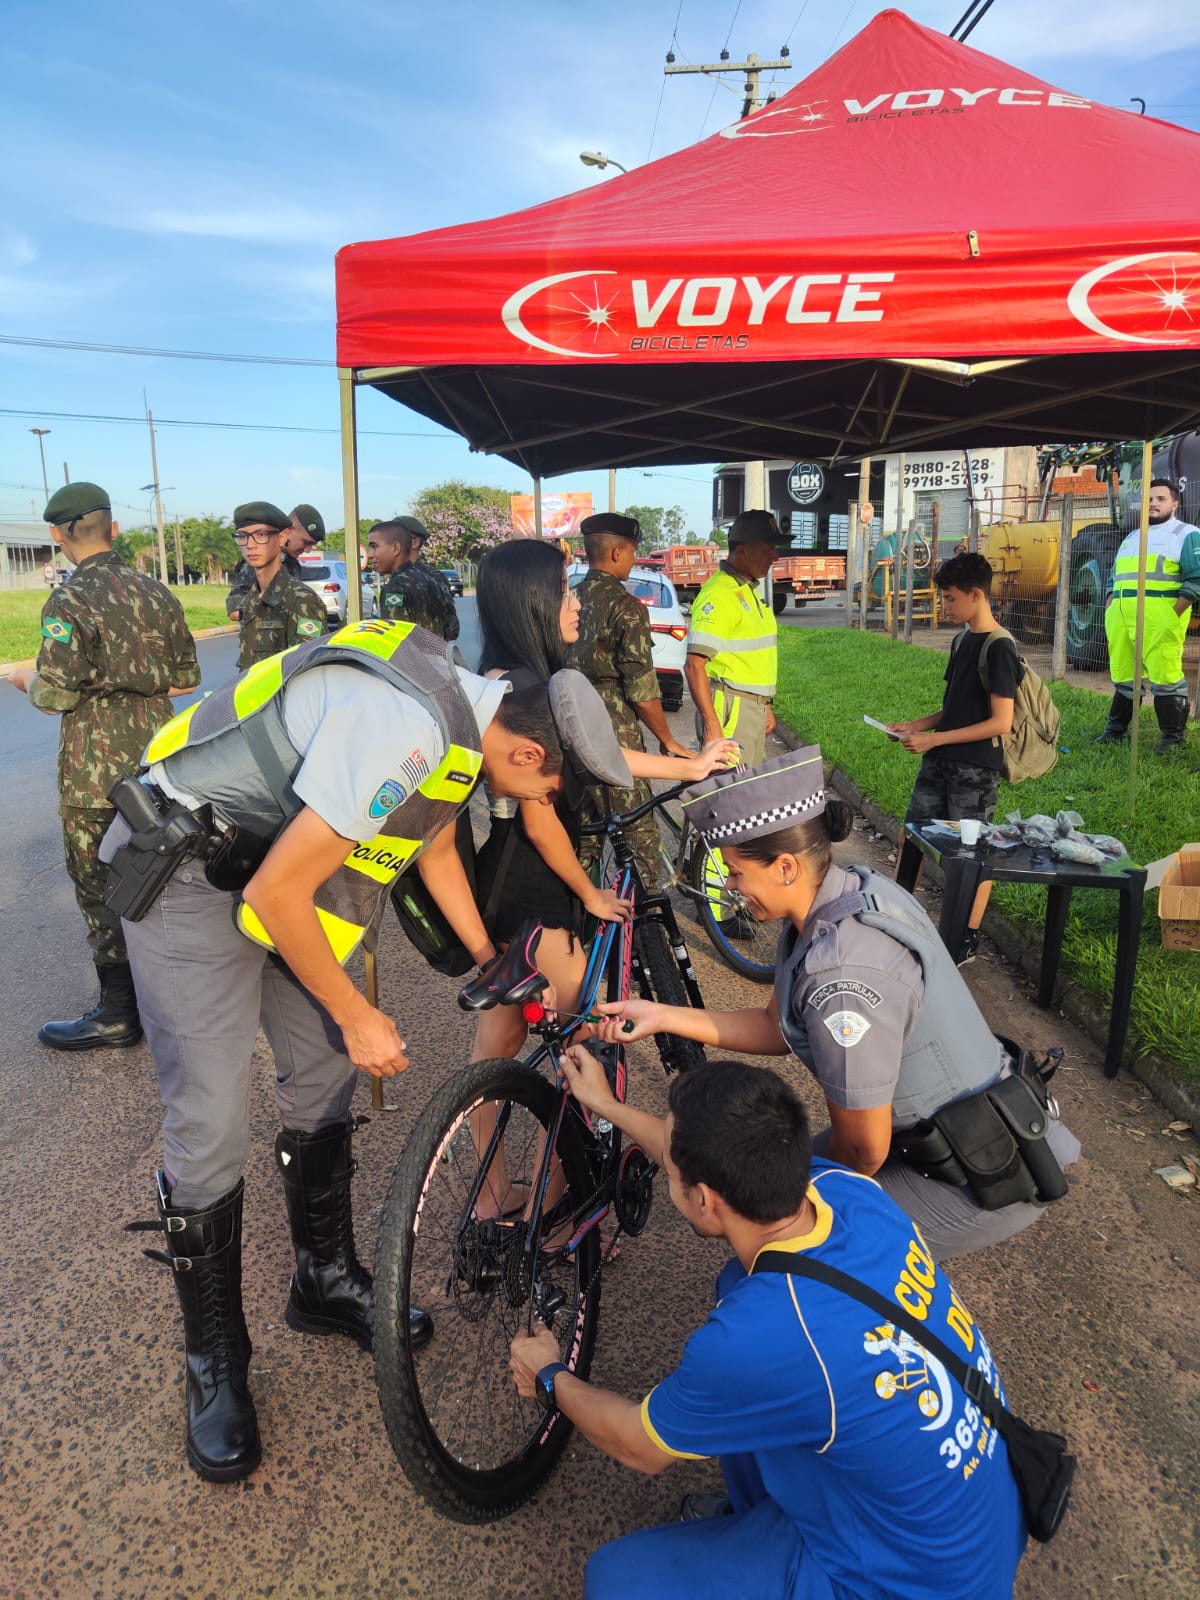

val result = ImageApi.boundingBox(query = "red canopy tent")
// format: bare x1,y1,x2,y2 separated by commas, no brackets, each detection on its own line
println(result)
335,8,1200,482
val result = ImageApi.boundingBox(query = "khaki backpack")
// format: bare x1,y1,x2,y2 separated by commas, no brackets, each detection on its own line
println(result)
952,626,1061,784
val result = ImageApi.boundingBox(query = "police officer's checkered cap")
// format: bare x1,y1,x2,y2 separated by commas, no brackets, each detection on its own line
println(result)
679,746,826,844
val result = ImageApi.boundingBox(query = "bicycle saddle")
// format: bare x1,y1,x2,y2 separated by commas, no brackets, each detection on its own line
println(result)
458,920,549,1012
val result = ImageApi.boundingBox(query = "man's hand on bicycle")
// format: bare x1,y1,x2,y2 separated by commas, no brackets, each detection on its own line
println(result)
590,998,665,1045
559,1043,620,1120
583,886,634,924
509,1322,560,1399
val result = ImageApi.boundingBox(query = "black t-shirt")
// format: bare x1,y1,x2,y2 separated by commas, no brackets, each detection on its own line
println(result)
938,629,1020,770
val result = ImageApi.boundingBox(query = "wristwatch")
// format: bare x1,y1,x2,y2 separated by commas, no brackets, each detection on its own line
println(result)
535,1361,569,1413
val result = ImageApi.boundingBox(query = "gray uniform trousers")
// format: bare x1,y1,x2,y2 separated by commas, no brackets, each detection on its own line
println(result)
123,862,358,1210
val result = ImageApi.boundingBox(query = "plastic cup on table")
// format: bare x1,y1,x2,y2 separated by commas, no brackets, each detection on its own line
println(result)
959,819,982,847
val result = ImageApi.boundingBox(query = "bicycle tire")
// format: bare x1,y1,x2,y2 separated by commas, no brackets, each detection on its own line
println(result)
634,920,707,1073
689,837,781,984
374,1057,602,1522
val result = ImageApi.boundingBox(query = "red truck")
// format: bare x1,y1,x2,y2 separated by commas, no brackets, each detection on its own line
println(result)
649,544,846,612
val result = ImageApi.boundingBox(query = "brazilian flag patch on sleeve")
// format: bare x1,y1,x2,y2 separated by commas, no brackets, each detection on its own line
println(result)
42,618,73,643
297,618,321,637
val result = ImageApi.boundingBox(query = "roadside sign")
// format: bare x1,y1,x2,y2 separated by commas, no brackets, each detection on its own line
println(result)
787,461,826,506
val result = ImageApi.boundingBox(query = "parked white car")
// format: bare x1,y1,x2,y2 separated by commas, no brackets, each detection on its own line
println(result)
568,563,687,711
298,554,377,626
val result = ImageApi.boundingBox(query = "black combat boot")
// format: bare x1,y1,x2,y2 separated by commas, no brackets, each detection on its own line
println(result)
1093,692,1134,745
38,959,143,1050
130,1175,261,1482
275,1121,433,1353
1154,694,1191,753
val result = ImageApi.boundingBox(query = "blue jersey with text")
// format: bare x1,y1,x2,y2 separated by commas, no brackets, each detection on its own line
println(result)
641,1161,1026,1600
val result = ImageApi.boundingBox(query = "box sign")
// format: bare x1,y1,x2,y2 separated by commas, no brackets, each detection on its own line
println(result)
509,491,592,539
787,461,826,506
902,451,1002,493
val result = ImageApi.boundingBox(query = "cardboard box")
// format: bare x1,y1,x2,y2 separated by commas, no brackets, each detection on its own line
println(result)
1152,844,1200,952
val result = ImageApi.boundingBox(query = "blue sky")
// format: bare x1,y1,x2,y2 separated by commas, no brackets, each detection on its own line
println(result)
3,0,1199,539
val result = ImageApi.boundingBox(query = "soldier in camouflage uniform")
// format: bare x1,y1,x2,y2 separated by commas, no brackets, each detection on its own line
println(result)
8,482,200,1049
367,517,460,640
233,501,328,669
568,513,694,890
225,503,322,619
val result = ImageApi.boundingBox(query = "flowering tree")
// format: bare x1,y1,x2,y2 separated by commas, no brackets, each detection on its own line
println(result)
409,480,514,564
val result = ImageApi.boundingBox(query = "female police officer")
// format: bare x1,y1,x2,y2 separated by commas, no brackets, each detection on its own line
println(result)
596,746,1079,1260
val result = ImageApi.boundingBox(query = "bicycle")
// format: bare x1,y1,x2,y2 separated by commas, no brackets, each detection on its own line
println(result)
372,782,707,1522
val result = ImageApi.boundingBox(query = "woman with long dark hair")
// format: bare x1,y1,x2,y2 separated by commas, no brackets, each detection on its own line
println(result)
594,745,1079,1260
471,540,736,1215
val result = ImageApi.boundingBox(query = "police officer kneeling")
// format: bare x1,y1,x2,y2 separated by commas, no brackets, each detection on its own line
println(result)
105,621,592,1482
598,747,1079,1261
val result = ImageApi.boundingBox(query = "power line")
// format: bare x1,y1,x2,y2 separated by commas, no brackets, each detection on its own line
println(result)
0,333,331,368
0,405,447,439
949,0,997,42
827,1,860,53
648,0,687,160
782,2,811,50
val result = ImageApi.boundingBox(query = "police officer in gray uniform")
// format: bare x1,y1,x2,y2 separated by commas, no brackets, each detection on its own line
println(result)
595,746,1079,1261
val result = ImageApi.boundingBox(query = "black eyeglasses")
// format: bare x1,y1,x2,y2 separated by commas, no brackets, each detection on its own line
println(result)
234,529,278,545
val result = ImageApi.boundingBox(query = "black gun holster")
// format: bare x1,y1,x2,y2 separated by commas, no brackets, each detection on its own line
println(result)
103,775,215,922
891,1039,1068,1211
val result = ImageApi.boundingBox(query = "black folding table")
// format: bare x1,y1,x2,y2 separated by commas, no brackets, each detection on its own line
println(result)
896,823,1146,1078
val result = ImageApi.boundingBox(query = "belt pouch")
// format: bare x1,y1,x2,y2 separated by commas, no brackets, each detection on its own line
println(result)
890,1121,969,1187
934,1092,1037,1211
986,1076,1068,1204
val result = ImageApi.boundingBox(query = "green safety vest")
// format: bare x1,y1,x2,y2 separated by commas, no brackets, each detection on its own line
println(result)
144,620,483,964
1110,519,1193,600
687,566,778,696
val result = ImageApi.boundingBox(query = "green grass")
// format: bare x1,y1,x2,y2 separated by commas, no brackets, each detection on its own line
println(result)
0,585,233,662
776,628,1200,1087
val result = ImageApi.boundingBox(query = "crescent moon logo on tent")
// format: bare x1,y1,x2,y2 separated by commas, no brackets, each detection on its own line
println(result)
501,269,620,357
720,100,832,139
1067,252,1200,346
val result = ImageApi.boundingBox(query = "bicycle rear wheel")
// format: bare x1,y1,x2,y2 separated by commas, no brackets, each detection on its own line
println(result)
690,837,782,983
634,920,707,1073
374,1057,601,1522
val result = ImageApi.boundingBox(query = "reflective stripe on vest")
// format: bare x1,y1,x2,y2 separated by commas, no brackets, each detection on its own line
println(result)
687,569,777,694
146,620,483,964
1110,521,1189,599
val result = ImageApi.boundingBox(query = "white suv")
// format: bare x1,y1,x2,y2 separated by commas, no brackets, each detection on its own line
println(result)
568,564,687,711
298,554,377,625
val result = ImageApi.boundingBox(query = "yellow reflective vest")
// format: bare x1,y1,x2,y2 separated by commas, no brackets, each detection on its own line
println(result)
144,620,483,964
1108,517,1200,600
686,564,778,696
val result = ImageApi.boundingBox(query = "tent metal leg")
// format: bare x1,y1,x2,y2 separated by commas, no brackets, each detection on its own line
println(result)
339,368,362,623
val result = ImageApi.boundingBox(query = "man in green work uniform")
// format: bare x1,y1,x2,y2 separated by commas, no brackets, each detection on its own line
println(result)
685,509,791,766
1095,478,1200,752
234,501,328,669
367,517,460,640
7,481,199,1049
569,512,693,889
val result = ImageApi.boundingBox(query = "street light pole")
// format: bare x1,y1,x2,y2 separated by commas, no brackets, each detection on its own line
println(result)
578,150,628,174
29,429,51,501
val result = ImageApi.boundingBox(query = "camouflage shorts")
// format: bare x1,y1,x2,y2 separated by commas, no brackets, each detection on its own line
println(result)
904,755,1000,827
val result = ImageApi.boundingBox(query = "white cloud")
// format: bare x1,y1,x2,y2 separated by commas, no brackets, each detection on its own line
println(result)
0,230,37,268
136,203,340,245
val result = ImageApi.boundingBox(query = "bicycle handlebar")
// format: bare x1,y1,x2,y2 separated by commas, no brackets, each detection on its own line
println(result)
577,778,691,837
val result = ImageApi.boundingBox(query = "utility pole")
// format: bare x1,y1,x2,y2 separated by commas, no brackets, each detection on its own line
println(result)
174,516,185,585
664,49,792,117
29,429,51,501
144,402,171,586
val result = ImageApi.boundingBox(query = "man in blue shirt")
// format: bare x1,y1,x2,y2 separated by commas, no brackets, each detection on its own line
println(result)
509,1054,1026,1600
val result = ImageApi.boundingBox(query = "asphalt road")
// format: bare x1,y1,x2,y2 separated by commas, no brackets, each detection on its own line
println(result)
0,603,1197,1600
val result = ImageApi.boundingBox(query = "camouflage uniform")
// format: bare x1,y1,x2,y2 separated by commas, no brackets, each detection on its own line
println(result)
568,568,663,890
236,568,327,669
29,550,200,965
379,560,460,640
226,550,303,618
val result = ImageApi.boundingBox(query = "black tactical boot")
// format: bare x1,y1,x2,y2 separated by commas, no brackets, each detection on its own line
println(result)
38,960,143,1050
131,1175,261,1482
1093,692,1134,745
276,1121,433,1353
1154,694,1191,753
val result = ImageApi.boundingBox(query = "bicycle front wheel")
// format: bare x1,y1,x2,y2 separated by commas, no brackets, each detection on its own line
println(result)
374,1057,602,1522
634,920,707,1073
690,838,782,983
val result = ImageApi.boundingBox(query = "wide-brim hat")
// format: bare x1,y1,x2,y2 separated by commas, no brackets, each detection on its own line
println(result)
680,746,826,845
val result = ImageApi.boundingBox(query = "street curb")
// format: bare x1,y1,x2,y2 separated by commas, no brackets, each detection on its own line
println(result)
773,721,1200,1134
0,622,237,679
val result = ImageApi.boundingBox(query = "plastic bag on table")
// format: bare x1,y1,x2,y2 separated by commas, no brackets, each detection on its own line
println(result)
1078,834,1127,858
1050,837,1105,866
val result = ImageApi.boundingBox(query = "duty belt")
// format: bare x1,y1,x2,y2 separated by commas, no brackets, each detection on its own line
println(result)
713,679,774,705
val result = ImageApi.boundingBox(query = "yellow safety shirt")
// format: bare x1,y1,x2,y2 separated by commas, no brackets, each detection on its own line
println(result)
686,562,778,697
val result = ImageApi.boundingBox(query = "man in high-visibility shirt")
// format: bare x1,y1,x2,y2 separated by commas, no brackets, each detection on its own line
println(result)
685,509,791,766
1096,478,1200,753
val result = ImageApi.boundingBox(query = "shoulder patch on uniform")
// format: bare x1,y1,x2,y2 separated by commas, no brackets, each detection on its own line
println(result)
822,1011,872,1049
42,618,73,642
296,618,321,637
385,591,404,610
368,778,408,819
809,980,883,1011
697,601,715,616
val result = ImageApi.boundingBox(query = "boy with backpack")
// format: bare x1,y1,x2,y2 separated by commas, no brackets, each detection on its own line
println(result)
888,552,1021,965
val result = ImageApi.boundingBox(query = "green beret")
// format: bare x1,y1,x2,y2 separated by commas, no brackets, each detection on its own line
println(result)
43,482,110,525
233,501,290,532
392,515,430,541
291,503,325,541
580,512,642,544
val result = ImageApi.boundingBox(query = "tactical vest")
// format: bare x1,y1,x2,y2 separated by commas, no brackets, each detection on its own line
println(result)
774,866,1002,1127
143,620,483,963
1110,517,1196,599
